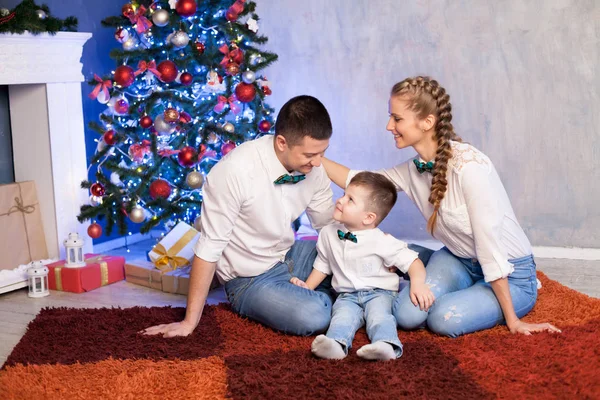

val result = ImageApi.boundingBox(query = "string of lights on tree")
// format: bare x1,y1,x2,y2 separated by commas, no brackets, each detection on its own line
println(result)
77,0,277,239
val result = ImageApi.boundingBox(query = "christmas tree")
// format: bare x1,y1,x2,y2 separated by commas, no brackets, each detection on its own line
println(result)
77,0,277,239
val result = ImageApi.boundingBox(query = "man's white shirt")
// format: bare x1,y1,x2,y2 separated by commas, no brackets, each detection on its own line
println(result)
314,223,419,293
194,135,335,283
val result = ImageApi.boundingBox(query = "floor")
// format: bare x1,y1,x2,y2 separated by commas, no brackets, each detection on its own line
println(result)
0,239,598,367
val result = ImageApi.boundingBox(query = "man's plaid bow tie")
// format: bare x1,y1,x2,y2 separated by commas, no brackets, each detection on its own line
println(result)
274,174,306,185
337,229,357,243
413,159,434,174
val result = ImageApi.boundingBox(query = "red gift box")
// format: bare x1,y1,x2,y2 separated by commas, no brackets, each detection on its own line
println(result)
47,254,125,293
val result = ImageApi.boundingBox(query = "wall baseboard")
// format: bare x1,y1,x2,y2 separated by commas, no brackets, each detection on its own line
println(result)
92,231,162,253
402,239,600,261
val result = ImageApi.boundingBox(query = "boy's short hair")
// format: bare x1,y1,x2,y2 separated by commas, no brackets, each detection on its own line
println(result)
349,171,398,225
274,95,332,146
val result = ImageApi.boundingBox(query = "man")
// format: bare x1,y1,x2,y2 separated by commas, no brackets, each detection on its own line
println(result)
143,95,336,337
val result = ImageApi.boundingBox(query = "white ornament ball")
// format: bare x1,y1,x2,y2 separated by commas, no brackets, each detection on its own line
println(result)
171,30,190,49
90,195,103,206
0,8,10,17
152,9,170,27
242,70,256,84
129,206,146,223
186,171,204,189
35,9,47,19
96,89,110,104
223,122,235,133
154,115,176,135
122,37,137,51
194,215,202,232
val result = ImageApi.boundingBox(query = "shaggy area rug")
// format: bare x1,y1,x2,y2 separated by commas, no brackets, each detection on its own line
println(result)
1,272,599,399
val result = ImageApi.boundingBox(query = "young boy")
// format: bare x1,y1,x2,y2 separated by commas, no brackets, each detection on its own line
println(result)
291,171,435,361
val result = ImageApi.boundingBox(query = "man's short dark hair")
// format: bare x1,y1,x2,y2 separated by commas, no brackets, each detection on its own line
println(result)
349,172,398,225
274,95,332,146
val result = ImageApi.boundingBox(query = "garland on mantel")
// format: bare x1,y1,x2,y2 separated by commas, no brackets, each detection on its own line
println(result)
0,0,77,35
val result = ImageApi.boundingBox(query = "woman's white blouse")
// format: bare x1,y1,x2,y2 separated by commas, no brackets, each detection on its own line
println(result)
347,141,532,282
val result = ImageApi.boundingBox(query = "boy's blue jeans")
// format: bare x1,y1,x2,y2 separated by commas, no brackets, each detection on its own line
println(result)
327,289,403,358
393,247,538,337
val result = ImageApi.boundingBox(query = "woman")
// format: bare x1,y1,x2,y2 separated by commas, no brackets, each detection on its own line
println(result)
322,76,560,337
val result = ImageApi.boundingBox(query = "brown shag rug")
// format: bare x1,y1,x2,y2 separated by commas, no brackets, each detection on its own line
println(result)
1,272,599,399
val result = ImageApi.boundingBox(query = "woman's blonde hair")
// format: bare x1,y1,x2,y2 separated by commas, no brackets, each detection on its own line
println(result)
391,76,462,235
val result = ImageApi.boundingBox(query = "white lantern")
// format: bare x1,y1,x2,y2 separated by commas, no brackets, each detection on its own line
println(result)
27,262,49,298
64,232,85,267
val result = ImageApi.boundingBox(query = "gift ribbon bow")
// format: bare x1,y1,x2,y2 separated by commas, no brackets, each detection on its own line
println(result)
274,174,306,185
150,227,198,272
413,159,434,174
88,74,112,100
337,230,357,243
135,60,162,79
126,5,152,33
5,197,36,216
214,95,241,114
129,140,151,162
218,44,243,66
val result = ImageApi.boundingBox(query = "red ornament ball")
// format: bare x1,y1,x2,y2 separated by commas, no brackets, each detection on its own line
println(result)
114,65,135,87
103,130,117,145
140,115,153,129
179,111,192,124
221,141,236,156
114,98,129,115
157,60,178,83
194,41,205,55
180,72,193,86
176,0,197,17
258,120,271,133
90,183,105,197
235,82,257,103
225,9,238,22
87,223,103,239
149,179,171,199
178,146,198,167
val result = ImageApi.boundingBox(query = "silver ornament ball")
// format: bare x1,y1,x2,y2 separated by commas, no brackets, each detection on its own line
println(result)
171,31,190,49
154,115,176,135
90,195,103,206
129,206,146,223
223,122,235,133
242,70,256,84
193,215,202,232
186,171,204,189
0,8,10,17
122,37,137,51
152,9,170,27
35,9,47,19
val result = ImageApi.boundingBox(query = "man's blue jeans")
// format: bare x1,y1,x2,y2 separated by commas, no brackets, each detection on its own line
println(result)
224,240,333,336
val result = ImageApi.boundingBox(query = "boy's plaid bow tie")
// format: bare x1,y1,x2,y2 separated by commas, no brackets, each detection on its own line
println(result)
337,230,357,243
274,174,306,185
413,159,434,174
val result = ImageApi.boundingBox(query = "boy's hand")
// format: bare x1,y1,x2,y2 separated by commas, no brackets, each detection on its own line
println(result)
410,283,435,311
290,277,309,289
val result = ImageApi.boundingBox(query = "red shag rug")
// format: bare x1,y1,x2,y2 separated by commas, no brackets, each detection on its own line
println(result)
1,272,599,400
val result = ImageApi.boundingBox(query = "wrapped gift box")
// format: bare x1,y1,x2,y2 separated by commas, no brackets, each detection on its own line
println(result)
47,254,125,293
148,222,200,272
0,181,49,271
125,259,164,290
161,266,220,295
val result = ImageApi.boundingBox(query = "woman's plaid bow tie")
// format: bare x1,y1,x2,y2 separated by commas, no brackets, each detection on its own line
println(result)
337,229,357,243
274,174,306,185
413,159,434,174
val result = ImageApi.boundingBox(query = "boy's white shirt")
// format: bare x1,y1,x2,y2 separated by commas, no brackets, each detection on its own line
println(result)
347,141,532,283
313,223,419,293
194,135,335,283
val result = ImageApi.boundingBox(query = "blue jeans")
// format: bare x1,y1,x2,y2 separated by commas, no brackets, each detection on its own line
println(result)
327,289,403,358
394,247,538,337
224,240,334,336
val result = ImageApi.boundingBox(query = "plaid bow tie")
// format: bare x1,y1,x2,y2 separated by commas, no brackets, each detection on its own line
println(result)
413,159,434,174
337,229,357,243
274,174,306,185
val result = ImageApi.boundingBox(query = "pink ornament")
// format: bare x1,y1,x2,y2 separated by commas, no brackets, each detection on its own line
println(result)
114,98,130,114
221,141,236,156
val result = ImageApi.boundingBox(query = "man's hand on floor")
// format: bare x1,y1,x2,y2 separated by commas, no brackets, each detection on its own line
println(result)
140,320,196,338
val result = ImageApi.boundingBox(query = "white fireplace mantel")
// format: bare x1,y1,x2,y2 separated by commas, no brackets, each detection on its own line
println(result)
0,32,94,259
